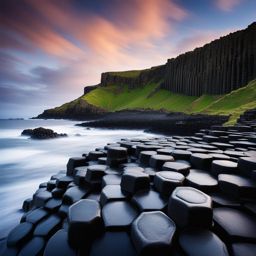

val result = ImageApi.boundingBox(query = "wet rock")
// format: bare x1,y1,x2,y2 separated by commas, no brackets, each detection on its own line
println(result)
90,231,137,256
44,198,62,212
63,186,89,205
190,153,213,170
139,151,157,166
18,237,45,256
22,198,33,212
149,154,174,170
179,228,229,256
66,157,87,176
171,150,192,161
102,174,121,187
131,211,176,256
26,208,49,225
7,222,34,248
100,185,127,206
213,207,256,243
43,229,76,256
232,243,256,256
163,161,190,176
154,171,185,196
68,199,102,248
168,186,212,228
211,160,238,176
21,127,67,140
102,201,138,230
238,157,256,177
33,190,52,207
132,190,167,212
107,147,128,167
121,171,150,194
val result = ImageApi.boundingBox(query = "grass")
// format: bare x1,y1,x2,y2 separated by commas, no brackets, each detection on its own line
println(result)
54,79,256,125
108,70,144,78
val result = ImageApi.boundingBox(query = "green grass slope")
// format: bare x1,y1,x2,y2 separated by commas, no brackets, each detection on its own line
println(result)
81,79,256,125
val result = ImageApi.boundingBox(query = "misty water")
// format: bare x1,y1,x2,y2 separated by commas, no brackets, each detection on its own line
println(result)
0,119,158,239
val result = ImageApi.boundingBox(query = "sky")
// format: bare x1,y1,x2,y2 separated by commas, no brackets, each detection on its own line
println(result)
0,0,255,118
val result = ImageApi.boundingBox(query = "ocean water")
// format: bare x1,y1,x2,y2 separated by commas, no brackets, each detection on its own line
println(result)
0,119,157,239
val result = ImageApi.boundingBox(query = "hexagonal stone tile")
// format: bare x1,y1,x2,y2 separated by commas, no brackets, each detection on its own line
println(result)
44,198,62,212
186,169,218,193
66,157,87,176
168,187,212,228
213,207,256,243
149,154,174,170
107,147,128,167
171,150,192,161
7,222,33,248
18,237,45,256
68,199,102,248
131,211,176,256
22,198,33,212
121,171,150,194
211,160,238,176
139,151,157,166
100,185,127,206
33,214,62,238
33,190,52,207
26,208,49,225
162,161,190,176
210,192,240,208
190,153,213,170
102,201,138,230
90,232,137,256
63,186,89,205
132,190,167,212
232,243,256,256
218,174,256,199
43,229,76,256
238,157,256,176
88,151,106,161
56,176,74,189
179,228,229,256
154,171,185,196
102,174,121,187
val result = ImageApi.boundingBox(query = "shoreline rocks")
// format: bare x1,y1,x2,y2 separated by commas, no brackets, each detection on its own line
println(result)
3,121,256,255
21,127,67,140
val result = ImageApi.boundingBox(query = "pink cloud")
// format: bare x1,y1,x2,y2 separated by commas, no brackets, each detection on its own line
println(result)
216,0,242,11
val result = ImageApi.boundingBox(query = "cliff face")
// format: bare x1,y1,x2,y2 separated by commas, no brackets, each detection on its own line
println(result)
100,65,166,89
161,22,256,96
97,22,256,96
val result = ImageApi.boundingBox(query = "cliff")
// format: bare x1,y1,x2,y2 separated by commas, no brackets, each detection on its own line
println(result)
97,22,256,96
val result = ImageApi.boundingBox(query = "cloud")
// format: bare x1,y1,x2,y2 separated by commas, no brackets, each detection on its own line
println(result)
216,0,242,11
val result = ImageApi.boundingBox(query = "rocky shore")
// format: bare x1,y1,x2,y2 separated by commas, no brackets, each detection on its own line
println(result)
78,110,229,136
2,120,256,255
21,127,67,139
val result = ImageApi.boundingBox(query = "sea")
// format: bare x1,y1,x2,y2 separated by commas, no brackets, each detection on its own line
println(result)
0,119,158,239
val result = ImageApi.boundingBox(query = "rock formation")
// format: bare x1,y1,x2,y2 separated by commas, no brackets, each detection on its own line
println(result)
98,22,256,96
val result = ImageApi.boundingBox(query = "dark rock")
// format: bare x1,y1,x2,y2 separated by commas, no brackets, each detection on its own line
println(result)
172,150,192,161
7,222,34,248
100,185,127,206
121,171,150,194
56,176,73,189
179,228,229,256
238,157,256,176
190,153,213,170
132,190,167,212
68,199,102,248
162,161,190,176
149,154,174,170
44,198,62,212
168,186,212,228
90,231,137,256
18,237,45,256
43,229,76,256
63,186,89,205
102,174,121,187
131,211,176,256
33,190,52,207
107,147,128,167
211,160,238,176
154,171,185,196
21,127,67,139
22,198,33,212
232,243,256,256
213,207,256,242
66,157,87,176
139,151,157,166
26,208,49,225
102,201,138,230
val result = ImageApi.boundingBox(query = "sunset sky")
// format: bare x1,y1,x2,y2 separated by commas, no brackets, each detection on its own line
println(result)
0,0,255,118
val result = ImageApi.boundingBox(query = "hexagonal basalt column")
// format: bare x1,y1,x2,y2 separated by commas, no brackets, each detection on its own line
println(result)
162,161,190,176
121,171,150,194
211,160,238,176
100,185,127,206
218,174,256,199
168,187,213,228
131,211,176,256
85,164,107,190
149,154,174,170
68,199,103,248
139,151,157,166
107,147,128,167
238,157,256,177
171,150,192,161
66,157,87,176
102,201,138,230
154,171,185,196
179,228,229,256
190,153,213,170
